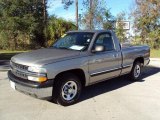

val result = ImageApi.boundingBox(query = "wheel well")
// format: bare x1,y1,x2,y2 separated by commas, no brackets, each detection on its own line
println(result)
54,69,86,87
134,57,144,65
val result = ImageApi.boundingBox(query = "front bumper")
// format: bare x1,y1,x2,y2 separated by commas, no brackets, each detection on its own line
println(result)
8,70,53,99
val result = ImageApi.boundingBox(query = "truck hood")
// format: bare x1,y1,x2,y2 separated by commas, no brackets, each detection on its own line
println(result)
11,48,83,67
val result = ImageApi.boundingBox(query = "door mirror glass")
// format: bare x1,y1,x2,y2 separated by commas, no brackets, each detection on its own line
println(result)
92,45,105,53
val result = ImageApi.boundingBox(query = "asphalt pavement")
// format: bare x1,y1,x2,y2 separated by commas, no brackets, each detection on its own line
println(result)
0,60,10,71
0,60,160,120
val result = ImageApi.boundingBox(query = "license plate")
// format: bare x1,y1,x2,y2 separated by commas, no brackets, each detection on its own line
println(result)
10,81,16,90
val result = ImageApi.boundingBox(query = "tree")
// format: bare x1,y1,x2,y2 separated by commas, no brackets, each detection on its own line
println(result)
42,0,48,41
62,0,74,9
42,0,47,24
81,0,107,29
57,0,113,30
46,16,77,46
115,12,127,43
103,9,116,30
89,0,93,29
61,0,78,29
131,0,160,49
0,0,46,50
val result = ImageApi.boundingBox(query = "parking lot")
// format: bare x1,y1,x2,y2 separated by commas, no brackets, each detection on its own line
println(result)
0,60,160,120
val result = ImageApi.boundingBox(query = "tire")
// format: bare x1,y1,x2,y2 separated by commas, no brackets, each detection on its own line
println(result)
129,61,142,81
52,73,82,106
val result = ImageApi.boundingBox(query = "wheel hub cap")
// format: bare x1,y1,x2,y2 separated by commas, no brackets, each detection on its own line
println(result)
134,64,141,78
62,81,78,101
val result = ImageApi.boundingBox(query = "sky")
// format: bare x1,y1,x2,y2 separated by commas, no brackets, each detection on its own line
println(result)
47,0,135,35
47,0,135,21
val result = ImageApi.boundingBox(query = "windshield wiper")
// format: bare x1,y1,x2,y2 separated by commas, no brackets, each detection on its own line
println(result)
52,46,68,49
58,47,70,50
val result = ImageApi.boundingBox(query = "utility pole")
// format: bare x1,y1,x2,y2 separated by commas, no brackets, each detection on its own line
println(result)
89,0,93,30
75,0,78,30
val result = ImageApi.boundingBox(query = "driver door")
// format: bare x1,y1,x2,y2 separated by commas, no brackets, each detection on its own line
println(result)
89,33,122,84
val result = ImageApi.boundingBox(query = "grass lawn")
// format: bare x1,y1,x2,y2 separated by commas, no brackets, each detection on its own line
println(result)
150,49,160,58
0,50,28,60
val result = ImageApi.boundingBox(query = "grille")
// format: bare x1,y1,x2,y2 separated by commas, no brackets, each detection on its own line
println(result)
11,61,28,79
11,61,28,71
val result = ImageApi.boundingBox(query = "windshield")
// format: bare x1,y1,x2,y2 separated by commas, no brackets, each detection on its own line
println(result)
53,32,94,51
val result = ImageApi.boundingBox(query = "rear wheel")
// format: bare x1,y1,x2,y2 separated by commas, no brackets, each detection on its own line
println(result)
129,61,142,81
52,73,82,106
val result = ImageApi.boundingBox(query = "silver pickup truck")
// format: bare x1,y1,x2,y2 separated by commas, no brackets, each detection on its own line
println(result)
8,30,150,106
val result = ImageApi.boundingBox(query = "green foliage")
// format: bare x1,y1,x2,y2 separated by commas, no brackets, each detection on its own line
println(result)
0,31,9,49
115,12,126,43
81,0,107,29
0,0,46,50
103,9,115,30
46,16,77,46
81,0,127,43
150,49,160,58
62,0,74,9
0,0,76,50
132,0,160,49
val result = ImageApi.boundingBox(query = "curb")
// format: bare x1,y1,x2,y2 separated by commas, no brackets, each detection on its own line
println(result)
150,58,160,61
0,65,10,71
0,60,10,66
0,60,10,71
0,60,10,62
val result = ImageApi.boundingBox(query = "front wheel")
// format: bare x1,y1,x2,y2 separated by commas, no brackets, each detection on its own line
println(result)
129,61,142,81
52,73,82,106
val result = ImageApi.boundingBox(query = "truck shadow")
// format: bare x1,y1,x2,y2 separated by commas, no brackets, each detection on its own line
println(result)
79,65,160,102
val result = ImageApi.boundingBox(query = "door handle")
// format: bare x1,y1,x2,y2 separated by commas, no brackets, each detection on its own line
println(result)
95,59,102,63
113,54,119,58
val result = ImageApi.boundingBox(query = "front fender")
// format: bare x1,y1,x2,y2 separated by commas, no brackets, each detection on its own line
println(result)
44,57,90,86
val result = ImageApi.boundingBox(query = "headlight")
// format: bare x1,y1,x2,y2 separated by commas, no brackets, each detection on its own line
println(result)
28,66,47,82
28,66,47,73
28,76,47,82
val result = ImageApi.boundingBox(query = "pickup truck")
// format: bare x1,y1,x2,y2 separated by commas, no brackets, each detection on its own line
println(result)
8,30,150,106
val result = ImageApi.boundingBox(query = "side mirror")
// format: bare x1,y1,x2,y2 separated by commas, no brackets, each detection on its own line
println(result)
92,45,105,53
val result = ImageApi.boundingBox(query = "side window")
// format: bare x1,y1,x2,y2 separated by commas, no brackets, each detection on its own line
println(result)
95,33,115,51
